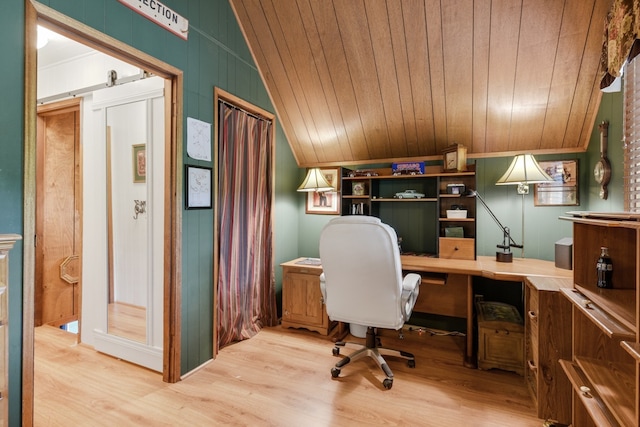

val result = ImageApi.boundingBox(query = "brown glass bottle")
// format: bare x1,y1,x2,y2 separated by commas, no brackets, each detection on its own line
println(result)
596,246,613,289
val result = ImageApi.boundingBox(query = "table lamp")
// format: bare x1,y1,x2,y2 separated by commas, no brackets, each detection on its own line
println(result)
297,168,334,192
495,154,553,258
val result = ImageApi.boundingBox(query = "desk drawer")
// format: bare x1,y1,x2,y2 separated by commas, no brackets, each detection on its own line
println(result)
439,238,475,260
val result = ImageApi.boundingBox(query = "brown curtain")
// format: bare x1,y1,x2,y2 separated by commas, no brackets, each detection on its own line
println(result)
216,101,277,351
601,0,640,88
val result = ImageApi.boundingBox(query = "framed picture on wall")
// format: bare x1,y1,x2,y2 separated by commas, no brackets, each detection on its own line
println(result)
185,165,212,209
132,144,146,183
534,159,579,206
306,167,341,215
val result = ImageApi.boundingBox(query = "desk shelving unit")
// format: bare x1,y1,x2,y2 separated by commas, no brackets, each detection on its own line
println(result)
341,165,476,260
559,213,640,427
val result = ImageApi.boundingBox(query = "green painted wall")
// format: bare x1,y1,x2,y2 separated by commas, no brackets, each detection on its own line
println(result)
1,2,25,426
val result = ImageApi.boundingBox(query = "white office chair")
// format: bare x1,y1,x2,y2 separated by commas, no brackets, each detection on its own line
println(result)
319,216,421,389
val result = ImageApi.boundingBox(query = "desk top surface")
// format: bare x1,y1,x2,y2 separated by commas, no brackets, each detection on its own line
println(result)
283,256,573,282
400,255,573,281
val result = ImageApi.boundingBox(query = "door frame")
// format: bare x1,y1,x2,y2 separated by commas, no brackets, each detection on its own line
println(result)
23,1,183,424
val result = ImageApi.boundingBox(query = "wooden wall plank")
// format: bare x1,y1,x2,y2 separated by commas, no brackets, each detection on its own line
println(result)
441,1,474,151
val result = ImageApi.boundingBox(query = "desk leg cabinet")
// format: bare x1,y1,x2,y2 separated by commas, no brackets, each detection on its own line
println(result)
0,235,20,427
524,276,572,425
559,215,640,427
281,260,333,335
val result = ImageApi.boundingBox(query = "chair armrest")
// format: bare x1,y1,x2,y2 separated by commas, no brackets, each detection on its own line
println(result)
319,272,327,302
401,273,421,320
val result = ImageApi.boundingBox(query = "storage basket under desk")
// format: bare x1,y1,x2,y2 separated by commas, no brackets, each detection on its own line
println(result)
476,301,524,375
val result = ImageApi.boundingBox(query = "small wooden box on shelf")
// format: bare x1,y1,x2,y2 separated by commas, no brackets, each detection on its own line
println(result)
559,213,640,427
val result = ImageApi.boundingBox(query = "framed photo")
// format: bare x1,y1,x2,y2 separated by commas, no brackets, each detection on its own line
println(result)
132,144,146,183
185,165,212,209
441,143,467,172
534,160,579,206
306,167,341,215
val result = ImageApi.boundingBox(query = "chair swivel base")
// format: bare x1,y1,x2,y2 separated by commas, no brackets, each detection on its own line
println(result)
330,327,415,389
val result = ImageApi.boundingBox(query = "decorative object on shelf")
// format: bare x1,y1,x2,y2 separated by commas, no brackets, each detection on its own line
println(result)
444,226,464,237
347,169,378,177
593,121,611,199
352,181,366,196
596,246,613,289
534,159,579,206
393,189,425,199
446,183,465,194
496,153,553,258
392,161,424,175
185,165,212,209
442,143,467,172
299,167,341,215
464,189,521,262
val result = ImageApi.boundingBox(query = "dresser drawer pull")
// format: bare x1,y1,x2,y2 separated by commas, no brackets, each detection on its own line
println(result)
527,310,537,320
527,359,537,373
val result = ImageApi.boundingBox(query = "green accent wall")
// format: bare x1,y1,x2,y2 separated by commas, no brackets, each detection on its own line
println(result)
1,2,25,426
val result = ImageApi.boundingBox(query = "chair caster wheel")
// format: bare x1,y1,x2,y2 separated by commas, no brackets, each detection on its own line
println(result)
331,367,341,378
408,360,415,368
383,378,393,389
332,347,340,356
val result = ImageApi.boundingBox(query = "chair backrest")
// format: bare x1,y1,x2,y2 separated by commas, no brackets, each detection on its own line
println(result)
319,216,405,330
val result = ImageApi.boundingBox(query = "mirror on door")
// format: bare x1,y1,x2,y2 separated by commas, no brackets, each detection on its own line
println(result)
106,98,156,344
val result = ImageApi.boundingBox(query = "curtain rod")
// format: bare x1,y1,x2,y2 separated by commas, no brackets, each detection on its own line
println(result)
219,99,272,123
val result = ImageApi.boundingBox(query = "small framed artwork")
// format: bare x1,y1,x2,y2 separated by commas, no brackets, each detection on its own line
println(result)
132,144,146,183
442,143,467,172
306,167,341,215
185,165,212,209
534,159,579,206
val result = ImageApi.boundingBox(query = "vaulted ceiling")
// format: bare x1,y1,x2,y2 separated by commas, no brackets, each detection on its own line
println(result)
230,0,612,167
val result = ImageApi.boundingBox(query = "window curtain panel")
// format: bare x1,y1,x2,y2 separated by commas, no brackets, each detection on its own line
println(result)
217,101,276,350
601,0,640,89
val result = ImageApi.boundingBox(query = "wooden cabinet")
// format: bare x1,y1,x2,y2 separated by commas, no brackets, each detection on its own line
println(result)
524,276,572,425
0,234,20,426
559,214,640,427
281,259,334,335
341,165,476,259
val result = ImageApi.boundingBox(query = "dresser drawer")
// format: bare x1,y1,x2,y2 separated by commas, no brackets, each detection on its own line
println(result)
439,238,475,260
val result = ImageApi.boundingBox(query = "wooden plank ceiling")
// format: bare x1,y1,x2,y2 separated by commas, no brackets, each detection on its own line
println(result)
230,0,612,167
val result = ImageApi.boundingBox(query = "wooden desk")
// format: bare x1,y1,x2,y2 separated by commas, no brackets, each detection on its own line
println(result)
400,255,572,367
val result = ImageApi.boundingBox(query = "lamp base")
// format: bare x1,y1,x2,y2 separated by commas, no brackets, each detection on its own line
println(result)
496,252,513,263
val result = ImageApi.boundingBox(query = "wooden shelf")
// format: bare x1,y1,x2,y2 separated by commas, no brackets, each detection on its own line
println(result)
561,288,635,340
342,195,369,199
371,197,437,202
622,341,640,361
341,166,475,259
574,285,636,334
576,356,636,427
560,359,620,427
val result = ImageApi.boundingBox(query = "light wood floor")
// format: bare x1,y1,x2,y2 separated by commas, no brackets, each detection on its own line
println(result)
34,324,543,426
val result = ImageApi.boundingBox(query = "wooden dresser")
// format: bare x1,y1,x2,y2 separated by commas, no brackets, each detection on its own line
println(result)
0,234,20,426
524,276,572,425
